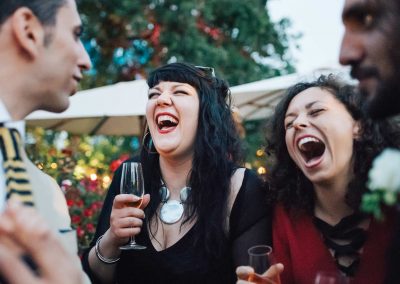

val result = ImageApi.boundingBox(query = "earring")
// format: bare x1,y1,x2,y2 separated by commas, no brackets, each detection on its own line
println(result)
142,131,158,154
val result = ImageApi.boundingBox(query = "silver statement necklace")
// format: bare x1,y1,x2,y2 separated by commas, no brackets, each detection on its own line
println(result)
159,181,191,225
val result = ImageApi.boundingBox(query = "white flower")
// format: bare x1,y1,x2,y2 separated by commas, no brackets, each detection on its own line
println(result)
368,148,400,192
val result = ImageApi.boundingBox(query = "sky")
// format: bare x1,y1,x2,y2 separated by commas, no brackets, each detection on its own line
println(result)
268,0,345,73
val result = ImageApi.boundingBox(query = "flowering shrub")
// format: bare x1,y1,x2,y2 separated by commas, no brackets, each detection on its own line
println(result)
64,177,106,250
25,129,140,252
362,148,400,219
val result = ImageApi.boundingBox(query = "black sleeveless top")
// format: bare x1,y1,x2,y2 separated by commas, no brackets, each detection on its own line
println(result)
82,163,271,284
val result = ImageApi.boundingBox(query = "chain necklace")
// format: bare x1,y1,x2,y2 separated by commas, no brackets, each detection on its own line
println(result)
159,181,191,225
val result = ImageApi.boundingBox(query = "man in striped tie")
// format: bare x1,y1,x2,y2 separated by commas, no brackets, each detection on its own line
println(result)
0,0,91,283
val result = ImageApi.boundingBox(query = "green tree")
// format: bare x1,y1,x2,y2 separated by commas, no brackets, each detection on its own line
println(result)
78,0,295,87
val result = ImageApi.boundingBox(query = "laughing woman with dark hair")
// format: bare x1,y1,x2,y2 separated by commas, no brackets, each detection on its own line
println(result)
82,62,271,284
237,75,400,284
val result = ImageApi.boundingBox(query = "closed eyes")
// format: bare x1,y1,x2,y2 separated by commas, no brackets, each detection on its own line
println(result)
309,109,324,116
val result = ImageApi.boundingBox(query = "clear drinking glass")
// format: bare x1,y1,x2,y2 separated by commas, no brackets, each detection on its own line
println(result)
248,245,281,284
119,162,146,250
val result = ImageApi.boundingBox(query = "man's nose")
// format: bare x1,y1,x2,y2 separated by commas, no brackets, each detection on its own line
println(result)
339,31,364,66
78,41,92,71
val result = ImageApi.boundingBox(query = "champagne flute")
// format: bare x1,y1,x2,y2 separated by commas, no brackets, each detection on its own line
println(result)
119,162,146,250
314,271,348,284
248,245,281,284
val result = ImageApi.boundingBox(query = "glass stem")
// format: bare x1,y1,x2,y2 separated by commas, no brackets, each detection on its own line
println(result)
129,235,136,245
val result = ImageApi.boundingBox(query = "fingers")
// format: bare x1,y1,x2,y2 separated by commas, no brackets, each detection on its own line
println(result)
119,216,143,228
236,264,284,284
111,195,145,222
236,266,254,280
140,194,150,210
0,239,38,284
0,202,83,284
110,194,147,242
113,195,146,217
111,217,143,238
262,263,284,279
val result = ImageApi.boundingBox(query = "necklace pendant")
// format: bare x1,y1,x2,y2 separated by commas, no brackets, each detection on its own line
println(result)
160,200,184,224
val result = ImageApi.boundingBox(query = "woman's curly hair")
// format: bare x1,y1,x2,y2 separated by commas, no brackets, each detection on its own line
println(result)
266,74,400,213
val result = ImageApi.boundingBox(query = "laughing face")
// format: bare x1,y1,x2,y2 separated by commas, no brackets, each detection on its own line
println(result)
146,81,200,159
284,87,360,185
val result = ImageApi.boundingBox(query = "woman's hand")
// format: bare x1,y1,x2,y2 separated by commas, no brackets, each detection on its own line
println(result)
108,193,150,247
236,263,284,284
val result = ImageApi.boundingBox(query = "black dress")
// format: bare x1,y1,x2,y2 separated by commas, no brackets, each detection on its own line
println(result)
82,165,271,284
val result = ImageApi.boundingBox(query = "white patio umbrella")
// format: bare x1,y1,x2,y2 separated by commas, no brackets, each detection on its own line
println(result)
231,66,352,121
26,80,149,136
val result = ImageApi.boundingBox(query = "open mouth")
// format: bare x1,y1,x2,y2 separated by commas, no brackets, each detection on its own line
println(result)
156,114,179,131
73,75,82,83
297,136,326,164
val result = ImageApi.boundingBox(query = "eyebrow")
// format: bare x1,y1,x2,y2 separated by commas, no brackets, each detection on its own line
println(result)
150,83,189,90
342,1,375,22
285,101,320,118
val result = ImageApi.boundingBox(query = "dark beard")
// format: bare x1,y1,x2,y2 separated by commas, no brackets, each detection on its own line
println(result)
361,76,400,119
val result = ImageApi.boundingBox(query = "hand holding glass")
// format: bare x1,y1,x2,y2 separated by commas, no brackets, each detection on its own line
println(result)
314,271,348,284
248,245,281,284
119,162,146,250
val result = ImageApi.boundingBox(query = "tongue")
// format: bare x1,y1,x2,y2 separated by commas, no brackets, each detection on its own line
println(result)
159,121,178,131
306,155,322,166
160,125,176,131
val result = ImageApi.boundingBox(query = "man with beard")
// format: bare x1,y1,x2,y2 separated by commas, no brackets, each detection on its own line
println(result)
339,0,400,282
339,0,400,119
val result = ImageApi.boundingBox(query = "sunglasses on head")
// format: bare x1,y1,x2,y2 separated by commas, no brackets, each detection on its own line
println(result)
195,65,216,77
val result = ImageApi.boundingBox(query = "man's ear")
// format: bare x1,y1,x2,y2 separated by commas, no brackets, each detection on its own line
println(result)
10,7,45,58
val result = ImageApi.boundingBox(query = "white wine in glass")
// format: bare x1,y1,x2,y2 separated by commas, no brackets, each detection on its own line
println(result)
119,162,146,250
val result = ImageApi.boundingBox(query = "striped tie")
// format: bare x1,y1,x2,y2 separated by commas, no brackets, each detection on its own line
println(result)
0,127,34,206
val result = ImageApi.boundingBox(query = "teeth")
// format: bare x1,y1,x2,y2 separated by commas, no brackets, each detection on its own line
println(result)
157,115,178,125
298,137,320,149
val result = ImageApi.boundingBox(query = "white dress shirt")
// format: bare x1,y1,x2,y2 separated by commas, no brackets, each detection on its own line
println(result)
0,100,25,212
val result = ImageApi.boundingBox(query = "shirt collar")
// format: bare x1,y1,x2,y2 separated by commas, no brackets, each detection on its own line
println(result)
0,99,26,140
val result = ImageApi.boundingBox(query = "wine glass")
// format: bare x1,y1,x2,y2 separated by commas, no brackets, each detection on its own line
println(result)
314,271,348,284
248,245,281,284
119,162,146,250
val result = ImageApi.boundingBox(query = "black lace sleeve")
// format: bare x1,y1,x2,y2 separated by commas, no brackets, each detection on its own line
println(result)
229,169,272,267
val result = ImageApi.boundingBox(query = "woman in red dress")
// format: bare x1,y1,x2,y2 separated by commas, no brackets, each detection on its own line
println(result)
237,75,400,284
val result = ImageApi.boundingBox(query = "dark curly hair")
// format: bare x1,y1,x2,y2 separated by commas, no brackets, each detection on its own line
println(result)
266,75,400,214
141,62,243,259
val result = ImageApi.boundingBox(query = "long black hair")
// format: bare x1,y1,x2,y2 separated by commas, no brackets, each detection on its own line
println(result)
266,75,400,213
141,62,243,259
